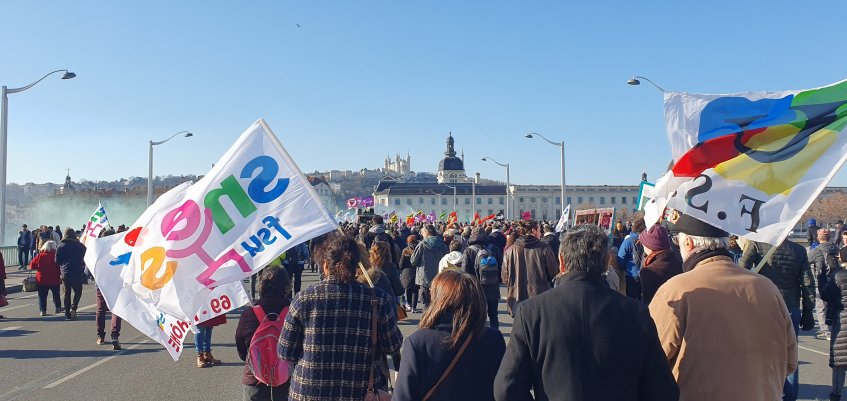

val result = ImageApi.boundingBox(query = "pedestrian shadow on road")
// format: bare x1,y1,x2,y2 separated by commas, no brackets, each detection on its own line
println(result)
0,328,36,337
799,383,835,400
0,348,157,359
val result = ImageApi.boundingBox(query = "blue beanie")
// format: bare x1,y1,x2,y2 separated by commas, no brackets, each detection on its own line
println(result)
808,218,817,227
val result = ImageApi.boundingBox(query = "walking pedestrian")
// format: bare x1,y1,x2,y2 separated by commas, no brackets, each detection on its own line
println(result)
618,218,646,300
278,232,403,400
649,212,796,400
394,270,506,401
813,229,840,340
400,235,420,312
501,220,558,317
56,228,86,320
17,224,32,270
29,241,62,316
195,313,226,368
411,225,448,310
494,224,678,401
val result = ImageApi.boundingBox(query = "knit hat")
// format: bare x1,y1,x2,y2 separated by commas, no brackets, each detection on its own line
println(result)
669,212,729,238
639,224,671,251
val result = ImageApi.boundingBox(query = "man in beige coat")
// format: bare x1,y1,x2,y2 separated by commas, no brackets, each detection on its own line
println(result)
649,212,797,401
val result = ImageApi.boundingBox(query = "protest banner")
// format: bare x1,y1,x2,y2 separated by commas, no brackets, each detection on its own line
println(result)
555,204,571,233
574,207,616,235
645,79,847,246
84,119,338,358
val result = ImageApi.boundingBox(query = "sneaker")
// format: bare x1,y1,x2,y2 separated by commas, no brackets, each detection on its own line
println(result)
40,311,47,317
70,310,77,320
96,337,105,345
112,339,121,351
817,332,831,340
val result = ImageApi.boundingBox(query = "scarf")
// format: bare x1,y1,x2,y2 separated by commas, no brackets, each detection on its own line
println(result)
682,248,734,272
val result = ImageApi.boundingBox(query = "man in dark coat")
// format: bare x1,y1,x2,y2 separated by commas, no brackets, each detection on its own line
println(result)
639,224,682,305
494,224,678,401
811,229,839,340
739,238,815,401
55,228,87,320
540,224,560,255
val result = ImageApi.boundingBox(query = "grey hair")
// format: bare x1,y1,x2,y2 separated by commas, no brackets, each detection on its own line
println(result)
560,224,609,274
678,233,728,253
41,240,57,252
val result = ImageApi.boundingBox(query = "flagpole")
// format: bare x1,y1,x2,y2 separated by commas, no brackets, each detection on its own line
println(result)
752,244,778,274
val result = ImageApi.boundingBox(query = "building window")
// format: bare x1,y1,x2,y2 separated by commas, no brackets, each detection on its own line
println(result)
554,197,559,204
488,209,493,215
499,197,504,205
476,197,481,205
431,198,435,205
556,209,561,219
542,197,547,203
566,197,572,205
578,196,583,204
600,197,605,205
487,197,493,205
464,198,470,205
622,197,627,204
418,197,424,204
632,197,637,205
442,198,447,205
520,197,525,203
611,197,616,205
530,197,536,203
394,199,400,205
589,196,594,203
406,198,412,205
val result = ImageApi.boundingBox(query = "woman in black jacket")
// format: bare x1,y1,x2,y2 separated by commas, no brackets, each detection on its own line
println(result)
399,235,419,313
393,270,505,401
826,248,847,401
235,265,292,401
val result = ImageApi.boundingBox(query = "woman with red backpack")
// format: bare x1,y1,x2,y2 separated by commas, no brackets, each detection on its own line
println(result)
236,264,293,400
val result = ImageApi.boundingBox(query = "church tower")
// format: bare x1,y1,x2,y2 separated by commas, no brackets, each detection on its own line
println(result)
437,132,467,184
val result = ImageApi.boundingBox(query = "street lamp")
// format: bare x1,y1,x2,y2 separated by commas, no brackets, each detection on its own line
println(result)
443,184,457,215
627,75,666,93
426,189,442,216
0,69,76,245
148,131,193,206
525,133,565,221
481,156,510,221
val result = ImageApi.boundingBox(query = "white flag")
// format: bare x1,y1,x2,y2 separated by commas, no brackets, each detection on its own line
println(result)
80,202,109,244
84,119,338,358
555,204,571,233
645,79,847,245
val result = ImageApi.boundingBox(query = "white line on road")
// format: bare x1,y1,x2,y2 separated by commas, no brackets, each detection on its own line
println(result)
800,345,829,357
0,326,22,332
42,339,151,389
1,303,33,311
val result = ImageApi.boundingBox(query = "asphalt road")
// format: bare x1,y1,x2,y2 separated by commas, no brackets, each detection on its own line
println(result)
0,266,837,401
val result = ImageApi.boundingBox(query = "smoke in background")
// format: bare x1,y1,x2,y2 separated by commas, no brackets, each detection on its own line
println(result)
8,195,147,244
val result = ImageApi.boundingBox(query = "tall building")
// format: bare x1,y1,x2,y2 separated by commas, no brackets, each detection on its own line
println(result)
384,152,411,178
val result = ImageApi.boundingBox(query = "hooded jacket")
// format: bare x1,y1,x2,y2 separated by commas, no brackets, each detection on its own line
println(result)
438,251,464,273
410,236,448,288
461,230,489,277
501,235,559,316
56,237,87,280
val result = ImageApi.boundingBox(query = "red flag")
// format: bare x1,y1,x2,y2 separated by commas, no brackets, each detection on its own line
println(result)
472,212,480,225
521,211,532,220
406,217,415,227
478,213,497,224
447,211,458,226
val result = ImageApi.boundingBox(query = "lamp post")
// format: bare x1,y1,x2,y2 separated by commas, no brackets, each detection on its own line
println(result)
525,133,565,221
426,189,443,216
627,75,666,93
148,131,193,207
481,157,510,221
0,69,76,245
443,184,457,216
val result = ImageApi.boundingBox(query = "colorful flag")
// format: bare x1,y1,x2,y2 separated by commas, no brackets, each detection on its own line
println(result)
81,202,110,244
447,211,458,226
360,196,374,208
426,212,436,223
346,197,358,209
521,211,533,220
646,79,847,245
555,204,571,233
472,212,480,225
438,211,447,221
83,119,338,360
478,213,497,224
389,211,398,224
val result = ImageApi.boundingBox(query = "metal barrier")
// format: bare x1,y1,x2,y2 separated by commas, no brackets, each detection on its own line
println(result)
1,245,19,267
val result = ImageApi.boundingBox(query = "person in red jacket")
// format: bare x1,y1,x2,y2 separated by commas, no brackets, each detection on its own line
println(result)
30,241,62,316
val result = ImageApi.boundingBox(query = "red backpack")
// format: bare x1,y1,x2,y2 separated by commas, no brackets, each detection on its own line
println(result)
247,305,290,386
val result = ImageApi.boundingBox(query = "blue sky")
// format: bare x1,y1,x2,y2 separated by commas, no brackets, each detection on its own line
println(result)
3,1,847,187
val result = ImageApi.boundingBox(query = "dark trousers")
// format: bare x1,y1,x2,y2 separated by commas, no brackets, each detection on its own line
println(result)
37,285,61,313
63,279,83,314
420,285,431,307
95,288,122,339
405,284,419,310
625,275,641,300
243,383,288,401
18,246,30,269
284,264,303,294
484,285,500,329
250,274,258,300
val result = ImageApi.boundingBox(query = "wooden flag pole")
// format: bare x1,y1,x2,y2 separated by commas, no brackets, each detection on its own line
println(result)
752,244,777,274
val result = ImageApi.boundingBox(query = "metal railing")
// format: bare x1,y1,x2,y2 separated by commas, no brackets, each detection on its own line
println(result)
1,245,19,267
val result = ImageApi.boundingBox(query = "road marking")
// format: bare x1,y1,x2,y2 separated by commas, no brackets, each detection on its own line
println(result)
0,326,23,332
1,303,33,311
799,345,829,357
42,339,151,389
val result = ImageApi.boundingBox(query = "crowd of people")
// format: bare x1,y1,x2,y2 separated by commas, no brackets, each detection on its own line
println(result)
5,211,847,400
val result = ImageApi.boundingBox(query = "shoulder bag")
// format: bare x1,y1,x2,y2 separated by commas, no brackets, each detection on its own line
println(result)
421,333,474,401
364,287,392,401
